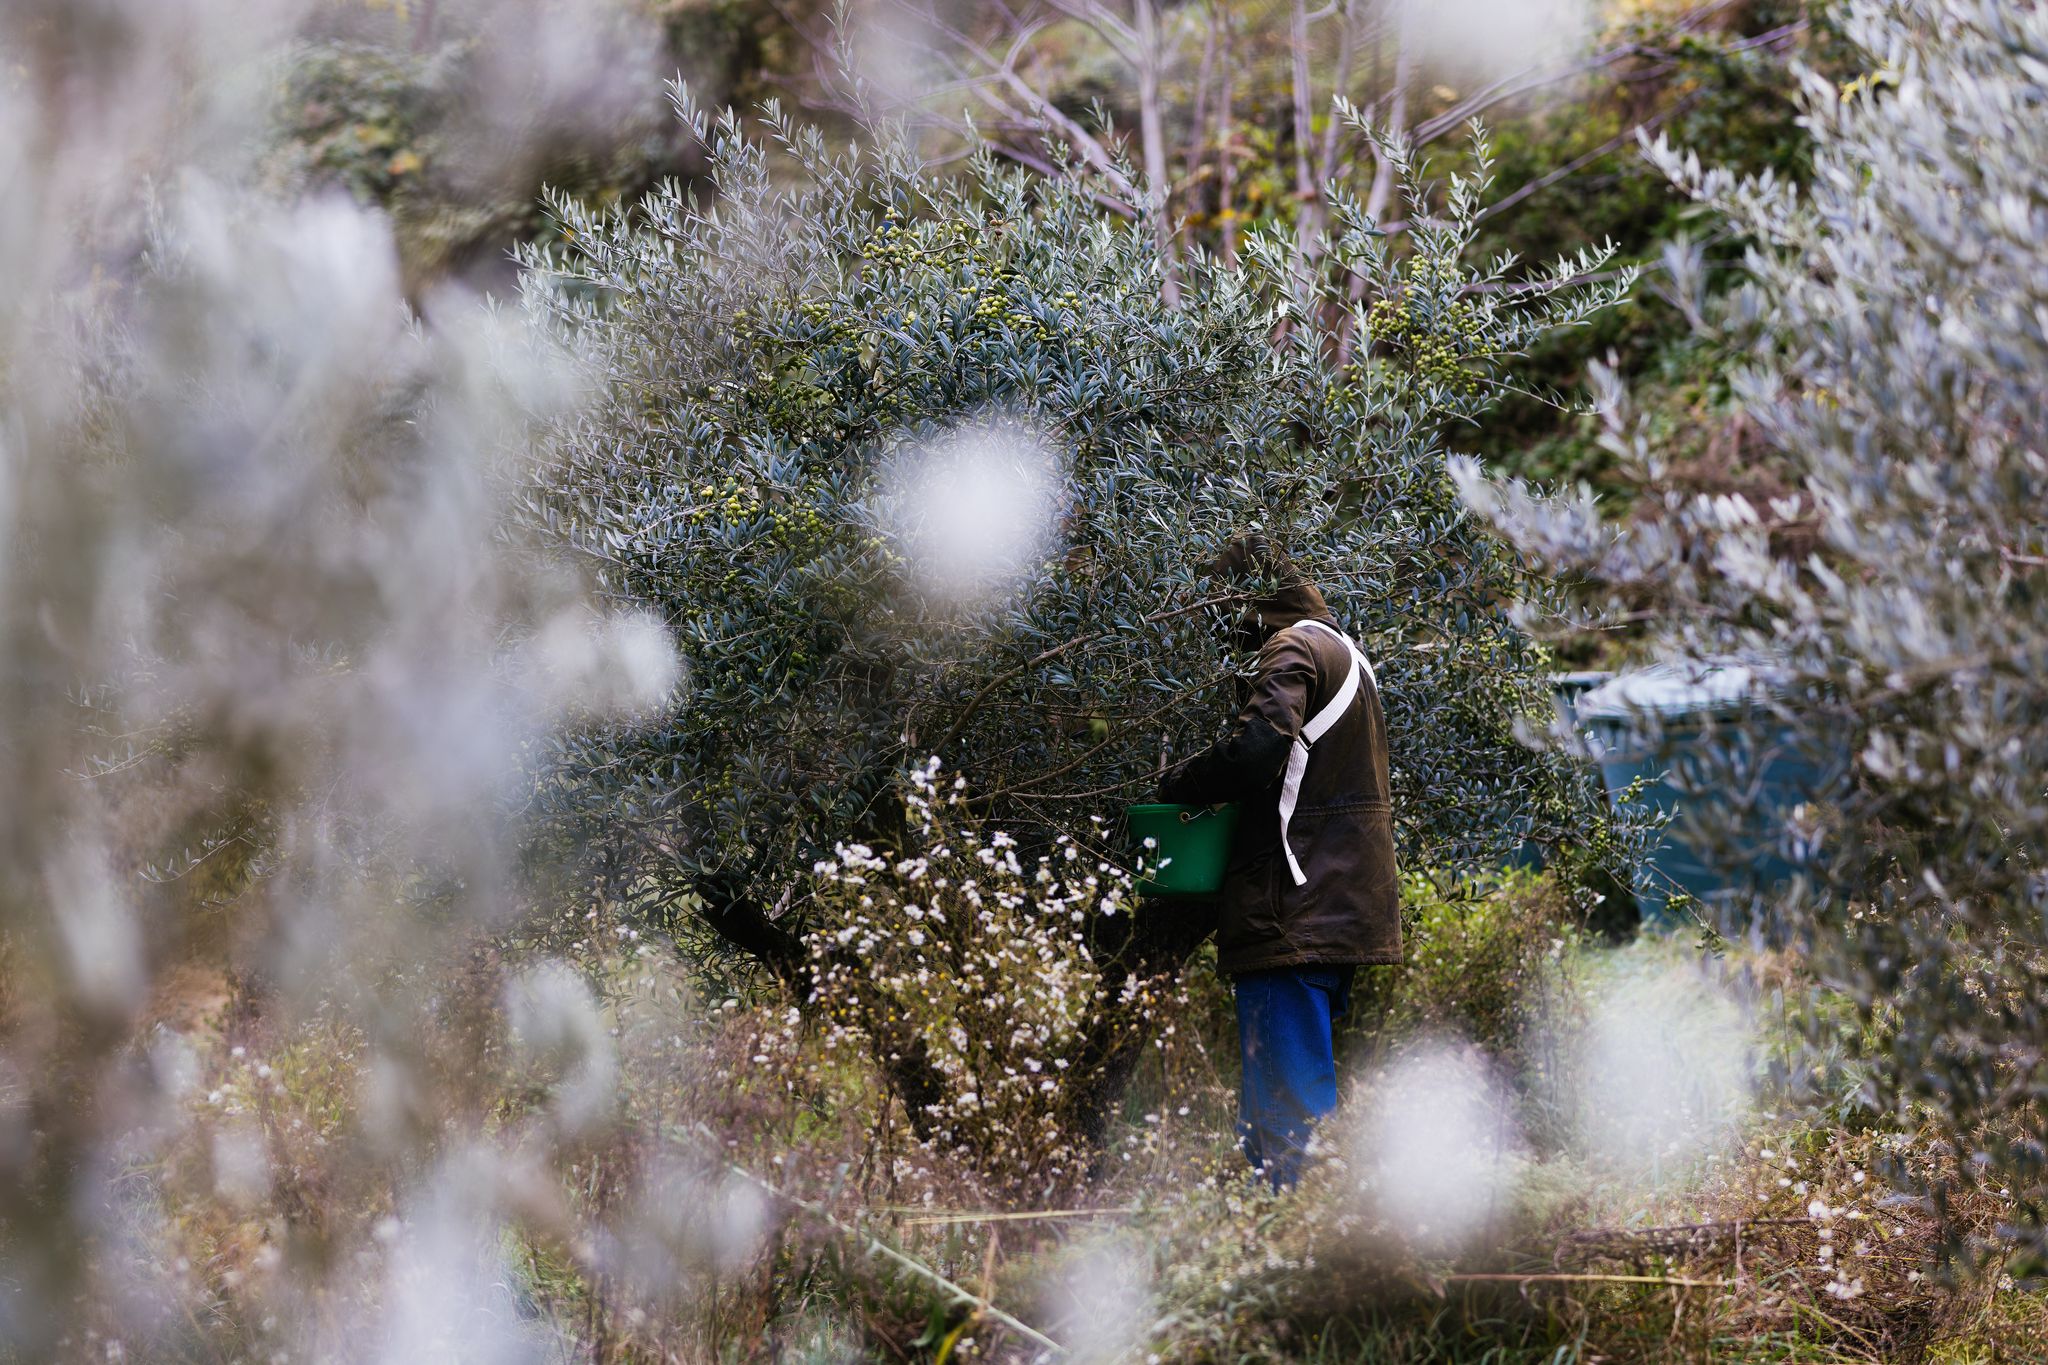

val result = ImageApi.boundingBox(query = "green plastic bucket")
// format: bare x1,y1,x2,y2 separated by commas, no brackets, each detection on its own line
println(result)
1125,803,1240,896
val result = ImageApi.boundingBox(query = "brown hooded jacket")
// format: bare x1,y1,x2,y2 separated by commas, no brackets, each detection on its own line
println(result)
1157,539,1402,975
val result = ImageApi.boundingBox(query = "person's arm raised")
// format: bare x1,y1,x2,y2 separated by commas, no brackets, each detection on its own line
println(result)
1156,630,1315,805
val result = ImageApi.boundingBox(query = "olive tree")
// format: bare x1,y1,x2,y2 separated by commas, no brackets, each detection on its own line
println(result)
1459,0,2048,1272
519,93,1631,1136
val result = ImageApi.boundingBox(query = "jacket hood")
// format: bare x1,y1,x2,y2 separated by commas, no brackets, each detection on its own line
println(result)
1203,535,1335,650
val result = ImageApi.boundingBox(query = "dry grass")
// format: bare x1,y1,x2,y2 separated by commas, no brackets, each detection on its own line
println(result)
37,879,2048,1364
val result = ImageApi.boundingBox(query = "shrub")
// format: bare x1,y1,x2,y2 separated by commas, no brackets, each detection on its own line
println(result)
270,41,445,209
1347,871,1589,1143
1459,0,2048,1273
266,1,776,286
518,94,1636,1002
804,759,1173,1196
0,6,678,1350
1352,873,1582,1057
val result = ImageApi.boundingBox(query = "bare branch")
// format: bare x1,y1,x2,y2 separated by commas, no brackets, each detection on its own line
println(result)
1473,91,1704,226
1033,0,1141,63
877,0,1144,201
1132,0,1180,304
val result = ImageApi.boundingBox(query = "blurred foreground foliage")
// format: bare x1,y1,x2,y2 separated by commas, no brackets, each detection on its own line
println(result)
1463,0,2048,1277
18,1,2048,1361
83,868,2048,1362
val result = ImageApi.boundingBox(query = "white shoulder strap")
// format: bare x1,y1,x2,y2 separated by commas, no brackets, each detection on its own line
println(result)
1276,619,1375,887
1293,617,1377,701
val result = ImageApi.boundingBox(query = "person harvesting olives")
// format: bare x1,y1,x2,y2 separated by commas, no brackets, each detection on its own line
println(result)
1157,535,1401,1186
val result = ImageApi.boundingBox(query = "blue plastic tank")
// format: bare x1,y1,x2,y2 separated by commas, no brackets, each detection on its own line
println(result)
1576,663,1837,928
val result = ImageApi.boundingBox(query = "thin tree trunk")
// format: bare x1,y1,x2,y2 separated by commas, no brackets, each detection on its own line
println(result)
1287,0,1321,310
1335,0,1415,368
1179,6,1219,262
1217,11,1239,268
1133,0,1180,307
411,0,438,52
1184,7,1217,186
1308,0,1367,342
1363,0,1414,226
1318,0,1364,188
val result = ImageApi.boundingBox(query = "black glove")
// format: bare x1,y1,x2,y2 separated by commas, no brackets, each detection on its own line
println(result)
1157,714,1292,806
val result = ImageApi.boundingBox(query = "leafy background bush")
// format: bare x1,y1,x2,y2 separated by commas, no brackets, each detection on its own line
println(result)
7,0,2048,1362
517,89,1631,965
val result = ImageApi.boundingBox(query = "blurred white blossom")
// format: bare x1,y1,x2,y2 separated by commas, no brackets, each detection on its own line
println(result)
875,417,1065,608
1359,1042,1522,1250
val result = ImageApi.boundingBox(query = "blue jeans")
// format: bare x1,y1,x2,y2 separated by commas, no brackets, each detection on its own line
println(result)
1234,966,1353,1187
